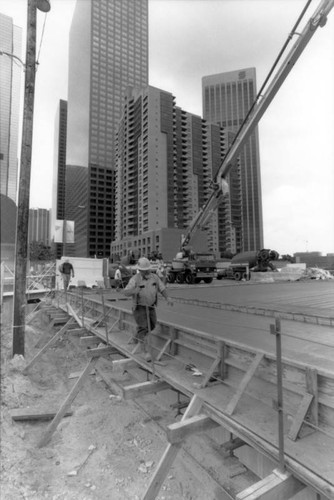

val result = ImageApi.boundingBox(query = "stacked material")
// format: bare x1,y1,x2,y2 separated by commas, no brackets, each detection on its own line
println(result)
300,267,334,280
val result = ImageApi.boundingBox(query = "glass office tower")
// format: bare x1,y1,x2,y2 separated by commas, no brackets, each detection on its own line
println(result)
202,68,263,251
0,13,22,204
66,0,148,257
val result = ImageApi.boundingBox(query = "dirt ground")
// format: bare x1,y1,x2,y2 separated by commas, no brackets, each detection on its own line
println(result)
1,302,240,500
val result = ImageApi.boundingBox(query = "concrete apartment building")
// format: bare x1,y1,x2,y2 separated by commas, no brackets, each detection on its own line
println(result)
62,0,148,258
202,68,263,252
111,86,230,262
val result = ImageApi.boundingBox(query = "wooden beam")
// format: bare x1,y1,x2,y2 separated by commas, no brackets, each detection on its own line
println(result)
218,340,228,380
79,335,100,347
306,367,318,426
86,346,118,358
288,393,314,441
68,327,87,336
10,408,73,421
200,356,221,388
38,357,98,448
23,317,75,373
95,366,123,396
167,414,219,444
225,353,264,415
221,437,246,453
122,380,169,400
143,442,182,500
67,303,83,328
236,468,305,499
143,395,203,500
169,326,178,356
34,318,55,348
112,358,137,372
156,338,172,362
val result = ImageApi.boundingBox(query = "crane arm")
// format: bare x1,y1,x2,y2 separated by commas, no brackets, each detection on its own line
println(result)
181,0,333,251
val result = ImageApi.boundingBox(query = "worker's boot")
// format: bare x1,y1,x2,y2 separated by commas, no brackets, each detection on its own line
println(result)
143,338,151,362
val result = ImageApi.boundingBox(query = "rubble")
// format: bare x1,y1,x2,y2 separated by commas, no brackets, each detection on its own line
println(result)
299,267,334,280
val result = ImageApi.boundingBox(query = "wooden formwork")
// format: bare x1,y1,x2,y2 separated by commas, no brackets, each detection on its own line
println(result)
26,290,334,500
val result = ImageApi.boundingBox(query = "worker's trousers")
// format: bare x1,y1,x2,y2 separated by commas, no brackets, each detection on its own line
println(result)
133,305,157,341
63,274,71,290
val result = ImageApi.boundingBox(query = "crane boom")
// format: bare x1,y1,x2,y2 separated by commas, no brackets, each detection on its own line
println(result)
181,0,333,250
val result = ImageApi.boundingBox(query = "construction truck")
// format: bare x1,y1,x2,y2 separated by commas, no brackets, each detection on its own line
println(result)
169,0,332,279
167,248,216,284
217,249,279,281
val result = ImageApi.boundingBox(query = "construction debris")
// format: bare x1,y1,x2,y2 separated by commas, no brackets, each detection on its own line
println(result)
299,267,334,280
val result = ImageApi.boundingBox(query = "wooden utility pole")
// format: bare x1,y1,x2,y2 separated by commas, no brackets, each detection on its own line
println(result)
12,0,50,356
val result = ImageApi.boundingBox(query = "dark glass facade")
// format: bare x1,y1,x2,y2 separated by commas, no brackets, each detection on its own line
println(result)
202,68,263,252
66,0,148,258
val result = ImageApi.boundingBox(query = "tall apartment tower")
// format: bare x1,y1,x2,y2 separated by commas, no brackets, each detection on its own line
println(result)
202,68,264,251
65,0,148,258
111,86,227,262
0,13,22,203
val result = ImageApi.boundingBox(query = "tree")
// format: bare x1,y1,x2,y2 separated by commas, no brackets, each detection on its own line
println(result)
281,254,295,263
29,241,55,261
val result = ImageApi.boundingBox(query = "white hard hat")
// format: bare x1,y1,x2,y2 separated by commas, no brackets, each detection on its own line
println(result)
137,257,151,271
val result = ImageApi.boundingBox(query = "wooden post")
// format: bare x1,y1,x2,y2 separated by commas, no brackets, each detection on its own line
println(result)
38,357,98,447
270,317,285,472
12,0,38,357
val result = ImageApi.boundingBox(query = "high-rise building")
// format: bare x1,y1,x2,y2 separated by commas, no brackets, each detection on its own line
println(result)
28,208,50,246
202,68,264,251
111,86,227,262
0,13,22,203
65,0,148,258
51,100,67,259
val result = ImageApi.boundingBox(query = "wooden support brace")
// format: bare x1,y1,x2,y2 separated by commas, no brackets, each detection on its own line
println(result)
112,358,137,372
122,380,169,400
53,316,69,324
221,437,246,453
67,304,83,328
199,356,222,388
23,317,75,373
10,408,73,421
156,338,172,362
236,468,305,499
131,342,142,355
95,366,123,396
306,367,318,427
143,394,203,500
80,336,101,347
167,414,219,444
288,393,314,441
218,340,228,380
68,328,87,336
37,357,98,448
34,318,55,348
225,353,264,415
169,327,178,356
86,346,119,358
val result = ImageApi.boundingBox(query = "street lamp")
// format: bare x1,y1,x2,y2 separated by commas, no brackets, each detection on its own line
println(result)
12,0,51,357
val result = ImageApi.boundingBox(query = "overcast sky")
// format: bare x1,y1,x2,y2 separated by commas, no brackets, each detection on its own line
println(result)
1,0,334,256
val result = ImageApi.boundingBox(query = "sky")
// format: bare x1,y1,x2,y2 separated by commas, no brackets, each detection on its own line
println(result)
1,0,334,256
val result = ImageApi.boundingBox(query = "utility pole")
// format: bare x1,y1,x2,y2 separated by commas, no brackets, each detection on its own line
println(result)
12,0,50,357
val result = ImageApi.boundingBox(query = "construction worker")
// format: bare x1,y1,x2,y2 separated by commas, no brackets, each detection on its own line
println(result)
123,257,173,359
58,259,74,291
114,265,122,291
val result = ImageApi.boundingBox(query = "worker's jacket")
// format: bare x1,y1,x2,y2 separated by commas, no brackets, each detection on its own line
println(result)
123,272,166,309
